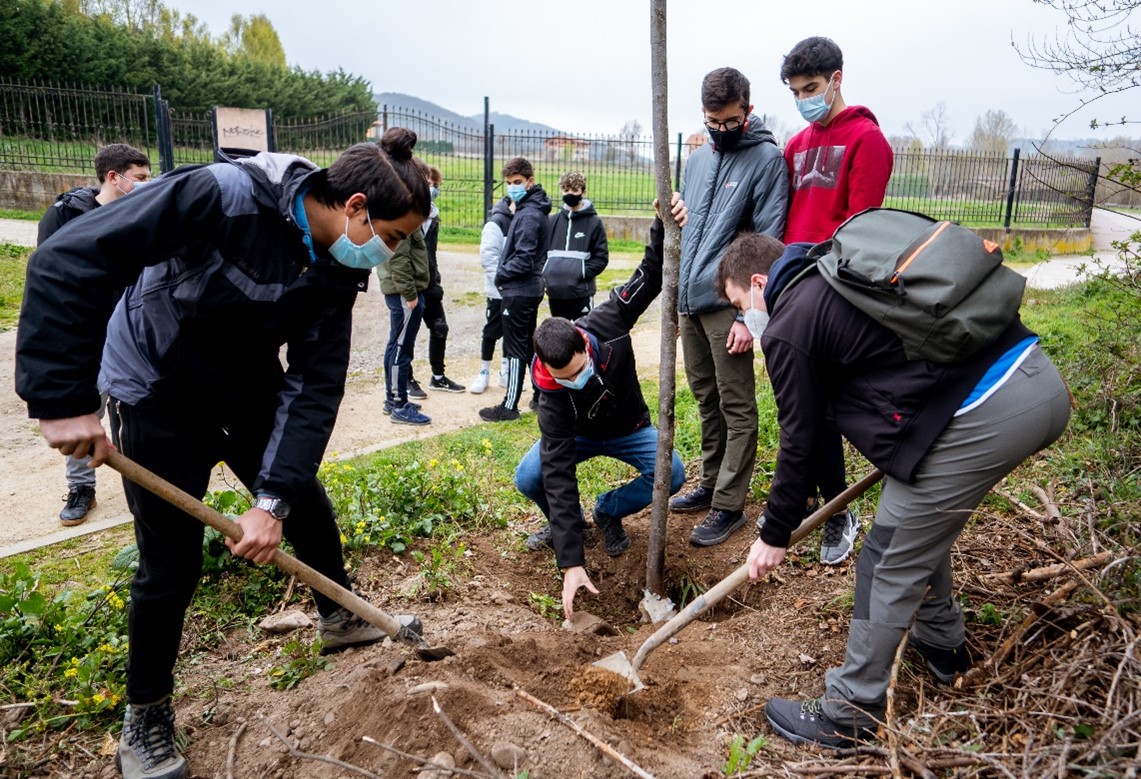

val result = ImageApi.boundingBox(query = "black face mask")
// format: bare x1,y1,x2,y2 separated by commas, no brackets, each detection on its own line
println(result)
708,125,745,152
562,193,583,207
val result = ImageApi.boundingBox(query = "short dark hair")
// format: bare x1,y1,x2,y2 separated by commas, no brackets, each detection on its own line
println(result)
701,67,750,112
313,128,430,221
502,157,533,179
780,37,844,83
533,317,585,369
427,165,442,185
716,232,787,299
94,144,150,183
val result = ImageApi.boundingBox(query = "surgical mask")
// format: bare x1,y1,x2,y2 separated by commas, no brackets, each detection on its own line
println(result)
795,73,838,124
562,193,583,208
506,183,528,202
743,286,769,340
114,177,145,196
328,215,394,270
429,186,440,200
708,125,744,152
554,357,595,390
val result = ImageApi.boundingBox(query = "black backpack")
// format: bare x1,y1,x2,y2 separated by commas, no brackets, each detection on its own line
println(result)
810,208,1026,363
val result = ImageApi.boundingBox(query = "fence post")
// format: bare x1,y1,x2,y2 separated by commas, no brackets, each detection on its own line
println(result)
1003,147,1020,234
1084,156,1101,228
674,132,682,191
152,84,174,173
483,96,492,221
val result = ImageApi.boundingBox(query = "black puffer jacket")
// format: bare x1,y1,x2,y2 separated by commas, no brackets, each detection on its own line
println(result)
495,184,552,298
757,246,1035,548
37,186,100,244
544,199,609,300
16,152,371,506
531,219,664,568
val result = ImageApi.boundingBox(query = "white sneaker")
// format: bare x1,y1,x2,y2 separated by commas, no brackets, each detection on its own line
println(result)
498,359,509,388
470,369,490,394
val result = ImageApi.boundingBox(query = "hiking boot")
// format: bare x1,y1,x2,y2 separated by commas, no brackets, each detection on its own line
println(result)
689,508,746,547
60,485,96,527
407,377,427,399
820,508,861,565
765,697,875,750
390,403,431,426
908,637,972,685
115,696,188,779
318,608,422,654
593,510,631,556
429,375,465,393
479,403,520,422
669,485,714,514
382,399,421,415
469,369,491,394
525,523,553,551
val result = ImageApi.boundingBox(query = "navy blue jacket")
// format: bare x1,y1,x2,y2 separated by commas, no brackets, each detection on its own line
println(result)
495,184,552,298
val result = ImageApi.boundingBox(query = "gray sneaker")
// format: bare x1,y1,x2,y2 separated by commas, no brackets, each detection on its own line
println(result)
317,608,421,654
819,509,860,565
115,696,187,779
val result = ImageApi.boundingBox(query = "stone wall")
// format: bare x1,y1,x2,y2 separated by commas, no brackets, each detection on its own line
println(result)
1,171,97,213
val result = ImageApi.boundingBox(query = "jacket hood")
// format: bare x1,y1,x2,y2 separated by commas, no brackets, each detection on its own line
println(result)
56,187,100,212
491,195,514,219
763,241,816,312
712,113,776,153
236,152,321,216
531,329,598,392
562,198,597,217
517,183,552,214
820,104,881,130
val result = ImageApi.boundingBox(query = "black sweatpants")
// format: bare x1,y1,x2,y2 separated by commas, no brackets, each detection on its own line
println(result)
110,397,350,704
422,285,449,376
499,294,541,411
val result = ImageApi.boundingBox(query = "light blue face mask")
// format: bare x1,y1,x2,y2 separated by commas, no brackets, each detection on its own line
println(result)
506,183,528,202
554,357,595,390
429,186,440,200
795,72,839,124
328,215,394,270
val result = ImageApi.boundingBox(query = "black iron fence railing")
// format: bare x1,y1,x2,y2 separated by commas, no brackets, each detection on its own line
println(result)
0,79,1101,231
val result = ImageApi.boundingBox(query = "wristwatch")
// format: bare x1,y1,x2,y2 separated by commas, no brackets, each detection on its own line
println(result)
253,495,291,521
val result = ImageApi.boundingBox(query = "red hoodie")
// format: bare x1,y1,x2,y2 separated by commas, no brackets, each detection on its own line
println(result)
782,105,894,244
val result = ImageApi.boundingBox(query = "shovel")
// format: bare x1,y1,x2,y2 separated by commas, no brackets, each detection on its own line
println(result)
593,468,885,691
104,449,454,661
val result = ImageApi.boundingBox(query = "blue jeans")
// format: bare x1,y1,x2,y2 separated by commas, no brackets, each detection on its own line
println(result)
515,425,685,521
384,293,424,403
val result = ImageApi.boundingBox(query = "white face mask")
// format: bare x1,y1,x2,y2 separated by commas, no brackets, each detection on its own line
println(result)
743,285,769,340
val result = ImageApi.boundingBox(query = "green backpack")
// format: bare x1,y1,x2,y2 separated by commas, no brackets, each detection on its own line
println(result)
809,208,1027,363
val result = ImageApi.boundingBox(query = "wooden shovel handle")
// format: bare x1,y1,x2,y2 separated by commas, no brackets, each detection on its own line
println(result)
630,468,885,672
104,449,405,638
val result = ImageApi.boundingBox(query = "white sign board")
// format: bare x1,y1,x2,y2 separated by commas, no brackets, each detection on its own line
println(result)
215,107,270,152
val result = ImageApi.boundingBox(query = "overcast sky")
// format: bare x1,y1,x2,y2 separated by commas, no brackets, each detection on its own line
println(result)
181,0,1133,146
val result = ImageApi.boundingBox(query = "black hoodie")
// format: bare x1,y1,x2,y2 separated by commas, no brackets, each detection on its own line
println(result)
544,198,609,300
37,186,100,244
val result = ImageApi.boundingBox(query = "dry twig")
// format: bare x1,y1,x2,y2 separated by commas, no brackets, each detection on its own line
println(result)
361,736,493,779
514,686,655,779
430,695,506,779
259,713,380,779
225,720,246,779
980,551,1115,585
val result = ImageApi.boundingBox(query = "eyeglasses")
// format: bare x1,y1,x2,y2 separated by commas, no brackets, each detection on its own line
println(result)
704,115,746,132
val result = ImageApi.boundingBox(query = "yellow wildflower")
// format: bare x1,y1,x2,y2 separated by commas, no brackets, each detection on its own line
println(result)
64,667,78,678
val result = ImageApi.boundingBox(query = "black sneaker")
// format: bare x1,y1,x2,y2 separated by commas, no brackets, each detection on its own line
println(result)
428,375,465,393
689,508,746,547
765,697,875,750
479,403,521,422
115,696,188,779
382,399,421,415
669,485,714,514
525,523,553,551
407,377,428,399
908,637,971,685
593,510,631,556
60,485,96,527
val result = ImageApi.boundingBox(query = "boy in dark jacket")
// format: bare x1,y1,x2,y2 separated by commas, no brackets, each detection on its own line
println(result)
544,171,609,319
517,195,687,620
36,143,151,527
780,36,895,566
377,225,433,425
479,157,551,422
717,235,1070,750
17,132,430,779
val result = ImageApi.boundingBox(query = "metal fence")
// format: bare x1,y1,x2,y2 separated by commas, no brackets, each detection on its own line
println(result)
0,78,1101,231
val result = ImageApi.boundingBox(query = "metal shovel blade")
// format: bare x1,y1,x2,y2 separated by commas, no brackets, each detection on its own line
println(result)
592,650,644,692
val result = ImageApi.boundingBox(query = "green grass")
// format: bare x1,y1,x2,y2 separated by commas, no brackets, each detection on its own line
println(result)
0,244,30,331
0,208,40,221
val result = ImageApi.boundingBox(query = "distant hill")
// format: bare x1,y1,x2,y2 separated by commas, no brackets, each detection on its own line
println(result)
374,92,561,134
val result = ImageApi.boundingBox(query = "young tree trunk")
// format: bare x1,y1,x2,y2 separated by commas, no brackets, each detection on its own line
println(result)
646,0,682,596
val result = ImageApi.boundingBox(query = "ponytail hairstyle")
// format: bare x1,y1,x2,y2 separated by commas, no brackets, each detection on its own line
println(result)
311,127,430,220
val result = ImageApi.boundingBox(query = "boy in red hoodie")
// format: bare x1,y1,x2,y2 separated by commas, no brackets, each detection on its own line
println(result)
780,36,894,566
